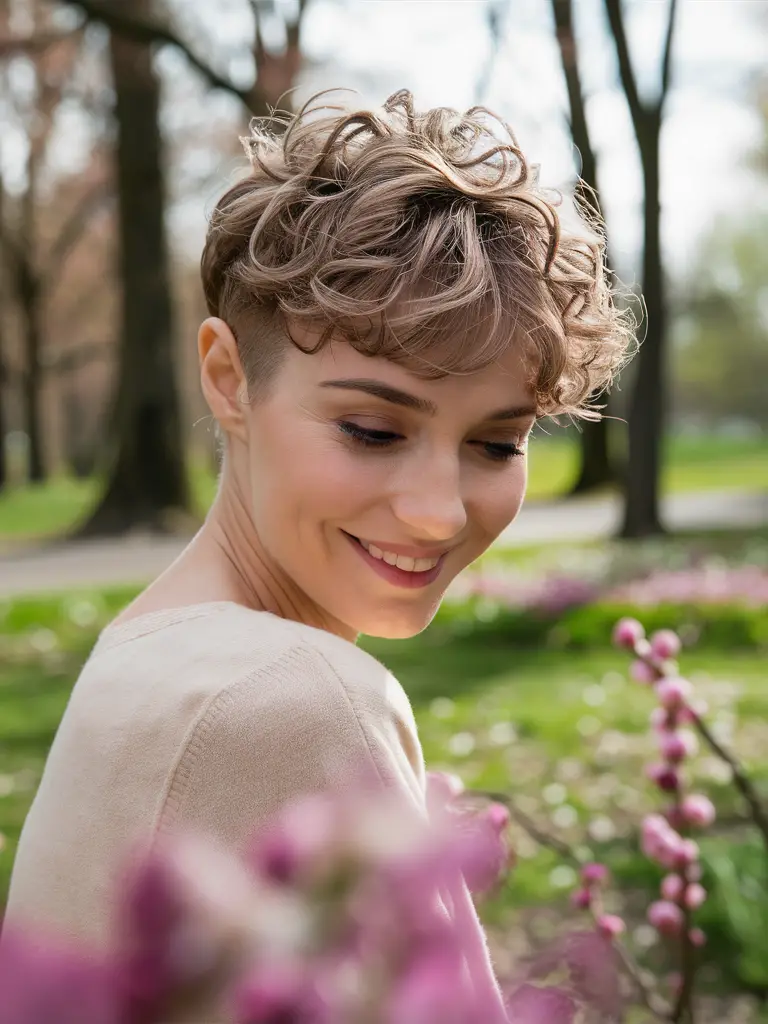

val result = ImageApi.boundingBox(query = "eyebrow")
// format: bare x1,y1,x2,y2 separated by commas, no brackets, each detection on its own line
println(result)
318,378,538,421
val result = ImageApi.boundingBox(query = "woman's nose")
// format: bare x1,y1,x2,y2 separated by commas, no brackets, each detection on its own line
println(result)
389,457,468,542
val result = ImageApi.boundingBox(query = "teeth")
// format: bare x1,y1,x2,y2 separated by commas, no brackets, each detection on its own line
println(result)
359,539,440,572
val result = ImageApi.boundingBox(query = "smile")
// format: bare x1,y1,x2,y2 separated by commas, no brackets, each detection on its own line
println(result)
358,540,440,573
342,532,446,589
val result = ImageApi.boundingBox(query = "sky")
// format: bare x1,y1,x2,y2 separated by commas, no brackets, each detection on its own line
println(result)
162,0,767,287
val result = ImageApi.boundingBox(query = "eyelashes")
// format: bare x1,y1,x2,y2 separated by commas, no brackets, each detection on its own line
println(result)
337,421,526,463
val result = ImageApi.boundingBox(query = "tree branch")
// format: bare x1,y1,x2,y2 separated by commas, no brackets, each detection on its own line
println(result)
475,0,507,105
551,0,600,204
692,712,768,855
0,31,73,56
659,0,679,113
43,180,113,289
58,0,268,114
603,0,645,131
42,339,111,374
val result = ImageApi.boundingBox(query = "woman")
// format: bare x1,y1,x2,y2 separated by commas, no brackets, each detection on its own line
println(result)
4,89,632,1010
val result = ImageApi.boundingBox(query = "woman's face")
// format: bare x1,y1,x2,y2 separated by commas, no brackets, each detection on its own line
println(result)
239,332,537,640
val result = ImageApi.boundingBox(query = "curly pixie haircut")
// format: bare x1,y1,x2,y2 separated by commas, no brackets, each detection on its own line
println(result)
201,89,635,419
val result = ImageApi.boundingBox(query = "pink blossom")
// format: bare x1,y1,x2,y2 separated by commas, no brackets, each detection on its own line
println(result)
656,677,694,710
247,792,340,887
596,915,626,939
661,874,685,902
684,883,707,910
426,771,466,812
0,928,118,1024
581,863,610,886
641,815,685,869
680,794,716,828
571,888,592,910
612,618,645,649
689,928,707,947
233,963,329,1023
454,803,512,897
645,763,680,792
385,941,480,1023
674,839,700,869
648,900,684,935
505,983,577,1024
649,629,681,660
658,730,697,763
630,659,658,685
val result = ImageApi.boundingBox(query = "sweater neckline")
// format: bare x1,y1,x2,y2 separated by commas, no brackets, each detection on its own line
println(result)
96,601,265,650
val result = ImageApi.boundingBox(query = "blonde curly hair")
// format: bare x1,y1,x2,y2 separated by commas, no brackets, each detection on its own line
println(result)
201,89,635,419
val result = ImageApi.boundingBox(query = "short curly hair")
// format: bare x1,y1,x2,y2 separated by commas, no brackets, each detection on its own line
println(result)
201,89,635,419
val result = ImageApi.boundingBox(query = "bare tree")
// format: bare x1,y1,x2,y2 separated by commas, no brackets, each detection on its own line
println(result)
0,171,8,489
551,0,617,494
61,0,311,535
73,0,187,534
0,5,109,483
604,0,678,537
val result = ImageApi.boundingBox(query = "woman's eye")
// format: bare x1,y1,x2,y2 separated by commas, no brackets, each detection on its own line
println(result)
474,441,526,463
339,422,402,447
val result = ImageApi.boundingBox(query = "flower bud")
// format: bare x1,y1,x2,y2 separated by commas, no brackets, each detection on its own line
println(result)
613,617,645,649
596,914,625,939
645,763,680,792
680,794,716,828
661,874,684,903
650,630,681,660
641,815,687,870
658,730,697,763
689,927,707,947
648,900,684,935
630,659,658,685
571,887,592,910
580,862,609,887
673,839,700,869
684,883,707,910
656,677,693,710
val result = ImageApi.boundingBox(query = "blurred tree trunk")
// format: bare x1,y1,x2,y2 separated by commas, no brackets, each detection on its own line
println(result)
604,0,677,537
78,0,189,536
17,149,46,483
0,173,7,490
552,0,615,494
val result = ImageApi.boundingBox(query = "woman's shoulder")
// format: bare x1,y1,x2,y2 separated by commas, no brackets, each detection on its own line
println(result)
91,600,413,731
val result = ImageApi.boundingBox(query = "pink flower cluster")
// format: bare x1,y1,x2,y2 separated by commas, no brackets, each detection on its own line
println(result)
3,771,583,1024
607,565,768,608
614,619,716,949
456,561,768,618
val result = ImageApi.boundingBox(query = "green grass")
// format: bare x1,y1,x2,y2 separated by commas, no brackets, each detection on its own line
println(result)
0,434,765,542
1,585,767,1006
526,432,768,501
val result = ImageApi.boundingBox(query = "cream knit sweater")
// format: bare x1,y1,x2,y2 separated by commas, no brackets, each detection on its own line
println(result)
4,602,505,1019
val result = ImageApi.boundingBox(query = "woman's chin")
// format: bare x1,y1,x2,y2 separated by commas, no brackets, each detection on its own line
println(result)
353,601,442,641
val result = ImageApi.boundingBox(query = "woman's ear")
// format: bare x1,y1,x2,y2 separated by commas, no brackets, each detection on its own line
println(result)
198,317,249,443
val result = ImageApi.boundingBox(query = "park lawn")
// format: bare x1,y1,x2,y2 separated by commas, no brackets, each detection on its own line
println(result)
0,433,766,542
1,587,766,1006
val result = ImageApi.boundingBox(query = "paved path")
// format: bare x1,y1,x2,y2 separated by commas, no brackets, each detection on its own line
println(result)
0,489,765,598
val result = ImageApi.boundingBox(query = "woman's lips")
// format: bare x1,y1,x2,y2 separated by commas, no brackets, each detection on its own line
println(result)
342,531,445,590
